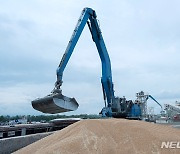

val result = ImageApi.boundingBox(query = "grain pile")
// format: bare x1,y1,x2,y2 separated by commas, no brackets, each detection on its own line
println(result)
15,119,180,154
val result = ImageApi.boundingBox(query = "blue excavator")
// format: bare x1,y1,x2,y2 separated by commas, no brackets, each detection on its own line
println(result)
32,8,142,118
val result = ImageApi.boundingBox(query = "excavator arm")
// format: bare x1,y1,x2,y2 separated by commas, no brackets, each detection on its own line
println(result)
55,8,93,86
32,8,114,116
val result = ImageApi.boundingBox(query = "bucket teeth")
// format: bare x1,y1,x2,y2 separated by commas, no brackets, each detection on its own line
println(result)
31,93,79,114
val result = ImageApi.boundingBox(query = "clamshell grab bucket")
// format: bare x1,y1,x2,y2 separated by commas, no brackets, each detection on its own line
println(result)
32,93,79,114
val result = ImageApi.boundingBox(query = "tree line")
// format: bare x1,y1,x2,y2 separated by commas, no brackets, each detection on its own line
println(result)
0,114,101,123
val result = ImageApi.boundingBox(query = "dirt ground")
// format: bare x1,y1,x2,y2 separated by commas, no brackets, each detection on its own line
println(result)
15,119,180,154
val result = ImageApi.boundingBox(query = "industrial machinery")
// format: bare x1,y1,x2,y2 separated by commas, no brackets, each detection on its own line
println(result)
164,103,180,121
32,8,141,118
135,91,163,117
175,101,180,107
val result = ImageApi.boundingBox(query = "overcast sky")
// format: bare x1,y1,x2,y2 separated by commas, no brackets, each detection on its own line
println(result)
0,0,180,115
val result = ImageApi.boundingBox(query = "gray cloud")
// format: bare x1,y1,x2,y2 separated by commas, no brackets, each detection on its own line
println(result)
0,0,180,115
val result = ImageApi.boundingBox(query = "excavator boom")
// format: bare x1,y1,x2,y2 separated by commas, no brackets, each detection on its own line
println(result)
32,8,114,116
